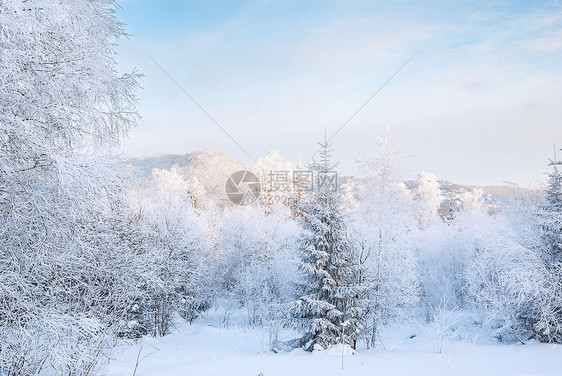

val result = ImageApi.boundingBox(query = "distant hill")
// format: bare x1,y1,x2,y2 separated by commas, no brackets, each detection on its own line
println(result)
125,150,543,209
124,153,190,178
125,149,248,207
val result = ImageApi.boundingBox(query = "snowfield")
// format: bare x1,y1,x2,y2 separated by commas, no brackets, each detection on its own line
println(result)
103,315,562,376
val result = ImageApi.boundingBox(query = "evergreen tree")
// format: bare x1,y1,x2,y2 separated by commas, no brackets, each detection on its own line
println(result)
532,147,562,343
541,148,562,263
287,137,363,351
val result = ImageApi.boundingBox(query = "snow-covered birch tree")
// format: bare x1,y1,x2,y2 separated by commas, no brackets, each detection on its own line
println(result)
0,0,140,373
347,130,419,348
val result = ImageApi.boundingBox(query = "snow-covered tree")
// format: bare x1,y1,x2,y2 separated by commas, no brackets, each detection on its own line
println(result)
287,139,363,351
217,203,300,330
0,0,140,373
289,156,313,218
348,129,419,347
413,172,444,228
417,188,487,312
530,151,562,342
464,213,543,342
253,151,293,207
540,151,562,263
126,168,210,336
462,175,562,344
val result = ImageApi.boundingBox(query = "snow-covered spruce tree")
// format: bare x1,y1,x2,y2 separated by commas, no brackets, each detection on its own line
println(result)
531,151,562,342
287,138,363,351
540,152,562,264
0,0,140,374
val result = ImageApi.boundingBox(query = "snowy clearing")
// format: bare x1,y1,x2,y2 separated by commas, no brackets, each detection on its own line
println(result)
103,318,562,376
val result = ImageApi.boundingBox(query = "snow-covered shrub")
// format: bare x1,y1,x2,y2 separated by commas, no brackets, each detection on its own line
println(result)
417,189,488,313
124,168,212,336
464,188,562,343
218,203,300,329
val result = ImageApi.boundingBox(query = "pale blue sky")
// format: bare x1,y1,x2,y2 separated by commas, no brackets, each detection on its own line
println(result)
116,0,562,186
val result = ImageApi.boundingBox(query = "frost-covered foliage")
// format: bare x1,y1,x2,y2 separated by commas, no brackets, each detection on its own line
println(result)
531,157,562,342
0,0,139,154
346,130,419,347
217,203,300,329
413,172,444,229
253,151,293,207
0,162,145,375
417,188,487,312
0,0,141,373
287,140,363,351
540,157,562,263
123,169,211,337
461,176,561,344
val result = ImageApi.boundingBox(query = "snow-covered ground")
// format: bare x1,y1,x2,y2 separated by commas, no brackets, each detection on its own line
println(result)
103,312,562,376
